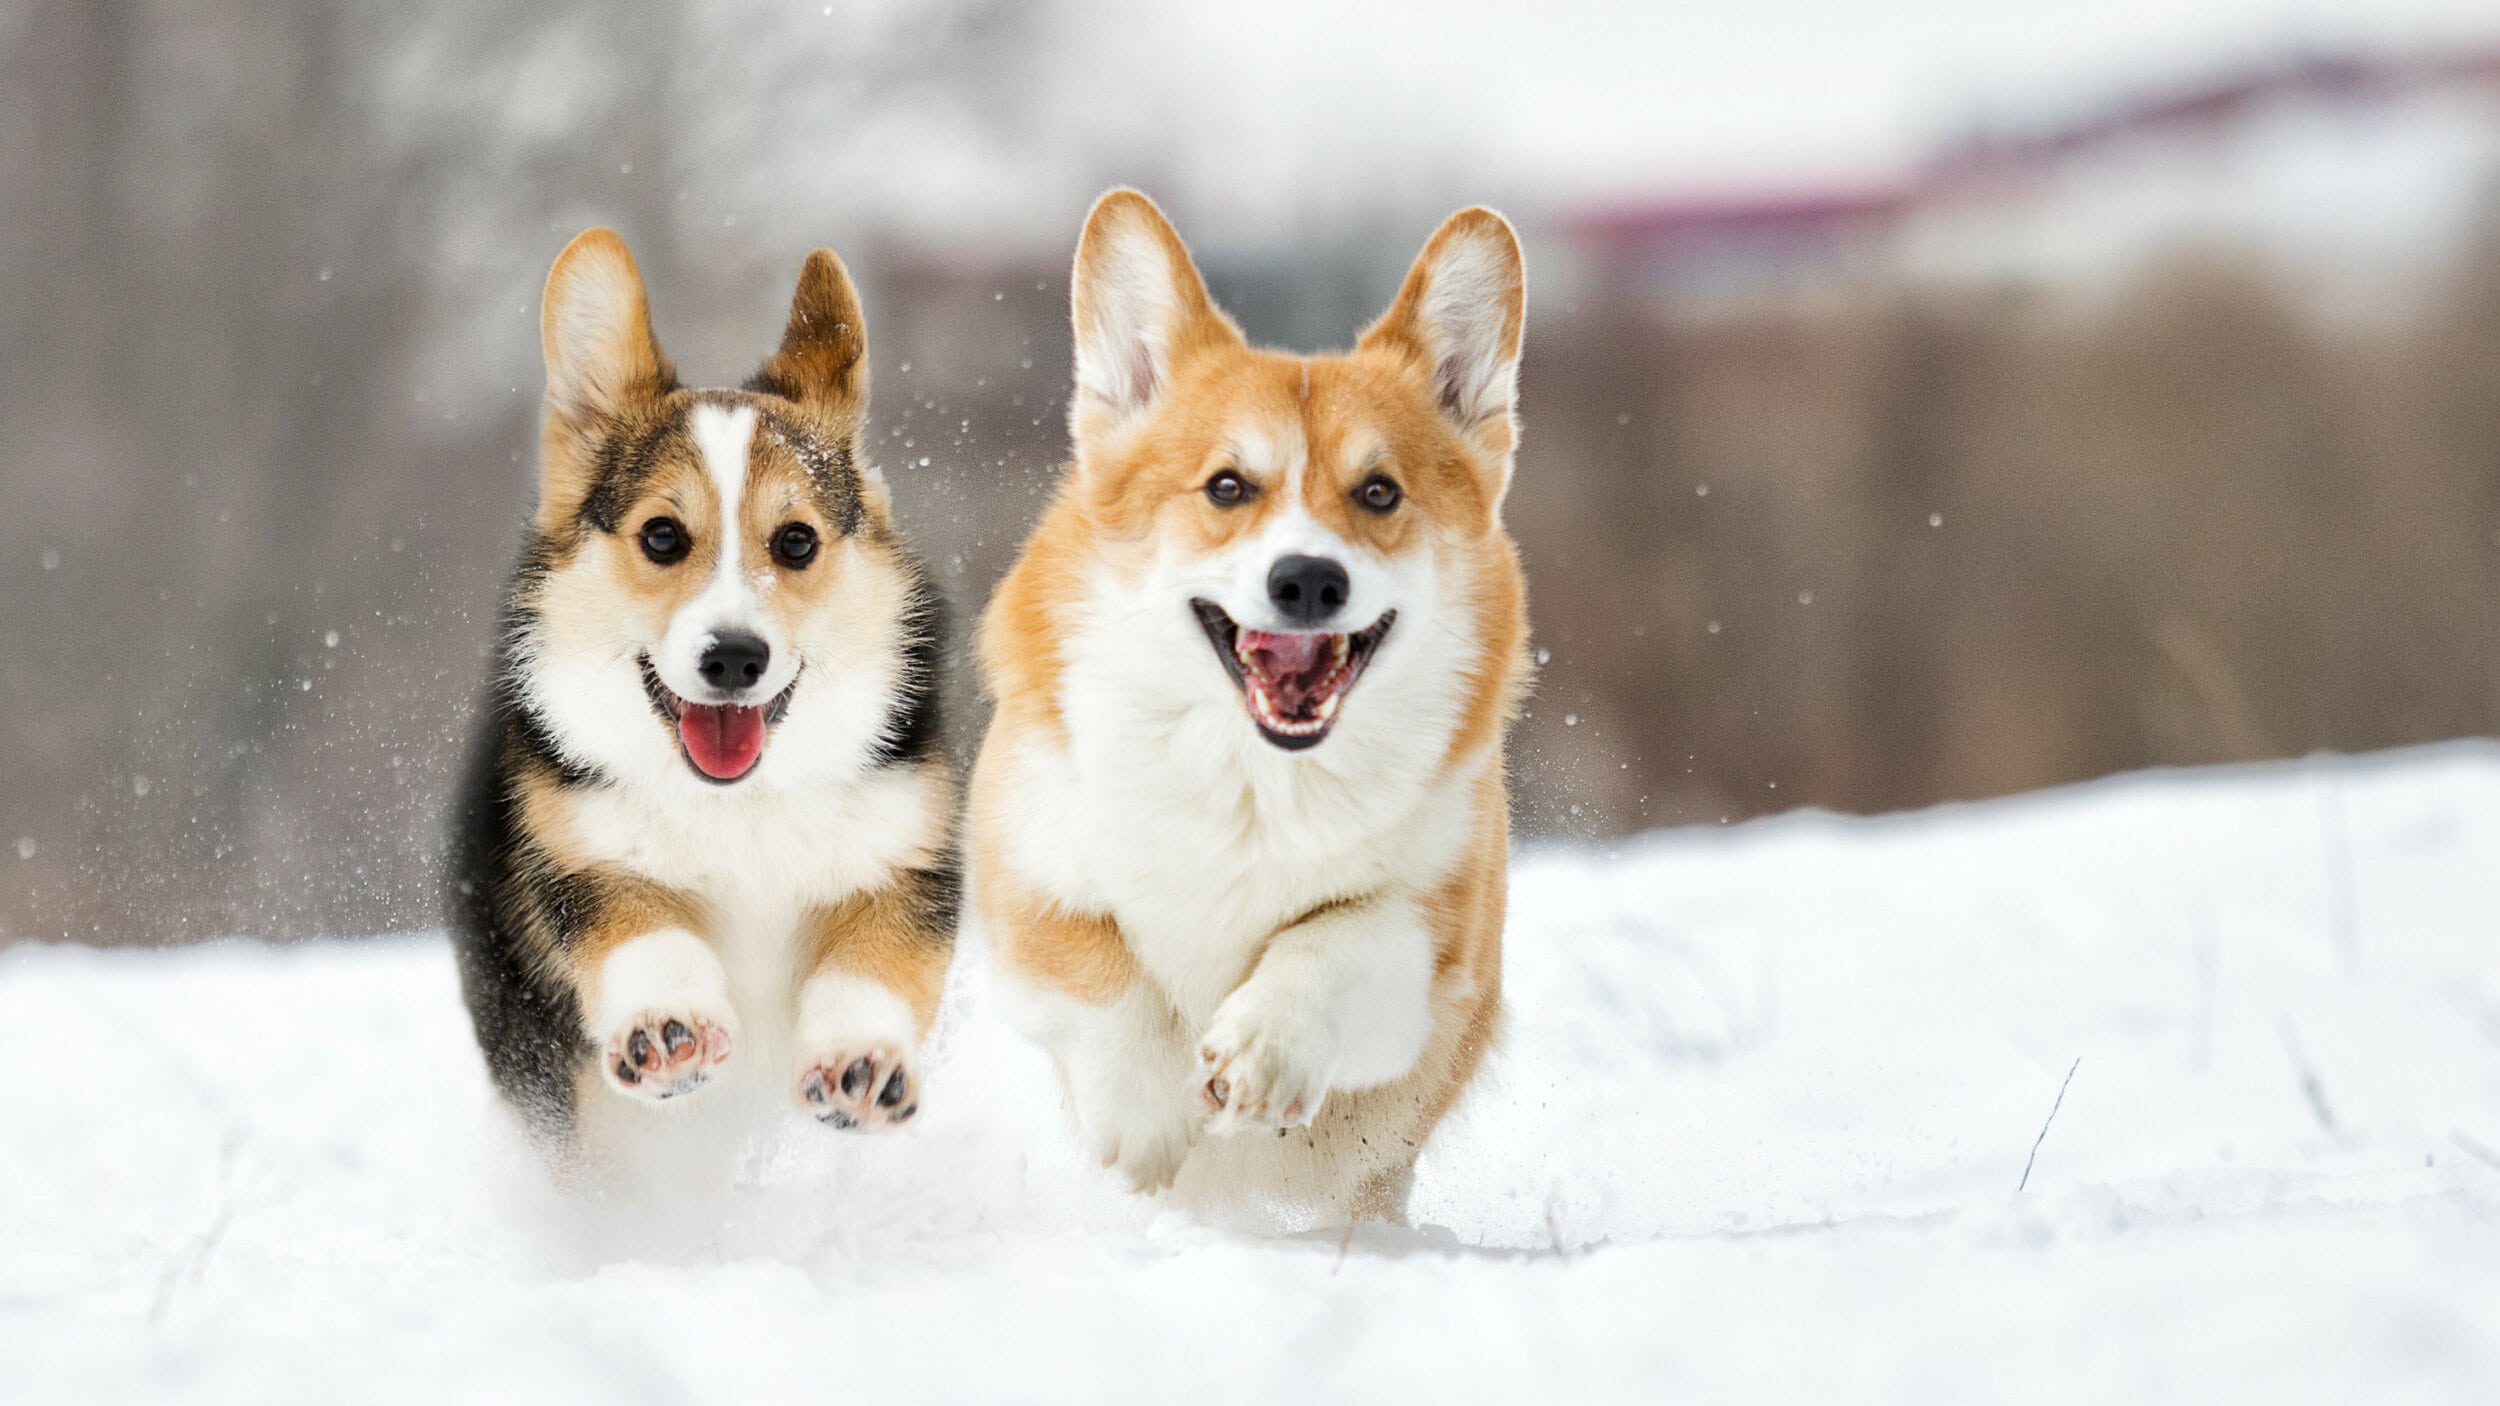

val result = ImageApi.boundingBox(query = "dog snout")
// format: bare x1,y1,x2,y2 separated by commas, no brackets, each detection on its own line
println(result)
697,631,770,692
1266,555,1349,626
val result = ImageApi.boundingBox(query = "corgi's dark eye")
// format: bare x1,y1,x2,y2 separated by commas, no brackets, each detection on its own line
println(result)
1205,469,1252,507
772,521,819,569
638,516,689,564
1355,474,1402,513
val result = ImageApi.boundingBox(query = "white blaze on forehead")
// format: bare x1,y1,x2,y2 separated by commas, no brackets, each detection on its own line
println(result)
666,401,769,675
689,403,758,570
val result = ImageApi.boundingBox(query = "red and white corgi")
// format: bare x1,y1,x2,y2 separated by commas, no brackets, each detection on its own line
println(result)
967,192,1530,1225
450,230,956,1179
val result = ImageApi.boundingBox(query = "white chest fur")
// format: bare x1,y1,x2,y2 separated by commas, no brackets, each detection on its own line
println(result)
567,765,943,908
995,570,1486,1021
1002,713,1483,1024
564,765,946,1052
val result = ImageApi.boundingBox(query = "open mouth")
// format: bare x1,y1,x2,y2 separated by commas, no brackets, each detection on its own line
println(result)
1190,600,1394,751
638,656,800,783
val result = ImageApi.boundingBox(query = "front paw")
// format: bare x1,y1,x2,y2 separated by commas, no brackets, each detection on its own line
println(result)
795,1045,918,1132
601,1009,735,1103
1197,998,1334,1136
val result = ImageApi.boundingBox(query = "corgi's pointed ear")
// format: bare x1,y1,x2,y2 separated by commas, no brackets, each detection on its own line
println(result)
1069,189,1241,444
753,247,869,423
540,228,674,425
1360,207,1526,477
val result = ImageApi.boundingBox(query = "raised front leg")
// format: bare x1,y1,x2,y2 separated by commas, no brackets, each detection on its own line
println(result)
559,877,738,1104
587,928,739,1103
790,863,956,1132
1197,892,1436,1135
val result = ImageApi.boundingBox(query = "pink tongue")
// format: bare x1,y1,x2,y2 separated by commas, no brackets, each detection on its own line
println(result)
1237,630,1332,709
679,703,767,780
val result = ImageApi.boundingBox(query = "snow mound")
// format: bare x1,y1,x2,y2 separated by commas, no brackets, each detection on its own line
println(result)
8,745,2500,1403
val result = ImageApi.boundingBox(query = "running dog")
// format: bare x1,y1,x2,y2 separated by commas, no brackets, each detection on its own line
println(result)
451,229,955,1174
967,192,1530,1224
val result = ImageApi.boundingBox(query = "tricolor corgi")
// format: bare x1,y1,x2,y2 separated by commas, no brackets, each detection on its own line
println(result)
967,192,1530,1226
450,229,956,1177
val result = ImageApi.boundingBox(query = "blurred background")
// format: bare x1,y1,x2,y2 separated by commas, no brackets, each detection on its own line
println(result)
4,0,2499,945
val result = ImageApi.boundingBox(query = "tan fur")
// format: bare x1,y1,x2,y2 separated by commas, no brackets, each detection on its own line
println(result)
977,351,1525,747
553,869,706,991
541,232,675,399
798,868,956,1038
968,818,1141,1006
755,247,871,425
970,192,1530,1221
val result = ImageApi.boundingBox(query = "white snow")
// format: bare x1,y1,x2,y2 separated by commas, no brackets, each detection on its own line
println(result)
7,743,2500,1403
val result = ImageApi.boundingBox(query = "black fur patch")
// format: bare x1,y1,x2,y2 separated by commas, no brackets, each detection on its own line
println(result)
868,565,946,769
903,847,964,949
574,394,868,542
446,531,626,1137
446,693,589,1137
493,532,599,787
575,408,683,537
751,401,865,538
741,364,810,406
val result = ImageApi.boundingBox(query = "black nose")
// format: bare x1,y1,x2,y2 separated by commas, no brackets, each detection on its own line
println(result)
1267,555,1350,625
698,632,770,691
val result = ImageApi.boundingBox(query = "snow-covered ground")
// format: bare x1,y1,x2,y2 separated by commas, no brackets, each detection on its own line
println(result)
7,744,2499,1403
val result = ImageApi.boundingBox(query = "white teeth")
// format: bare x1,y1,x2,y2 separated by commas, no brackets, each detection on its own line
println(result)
1247,682,1327,735
1230,629,1371,737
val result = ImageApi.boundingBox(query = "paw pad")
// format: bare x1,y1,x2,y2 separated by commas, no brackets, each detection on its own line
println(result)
601,1011,733,1103
796,1049,917,1132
